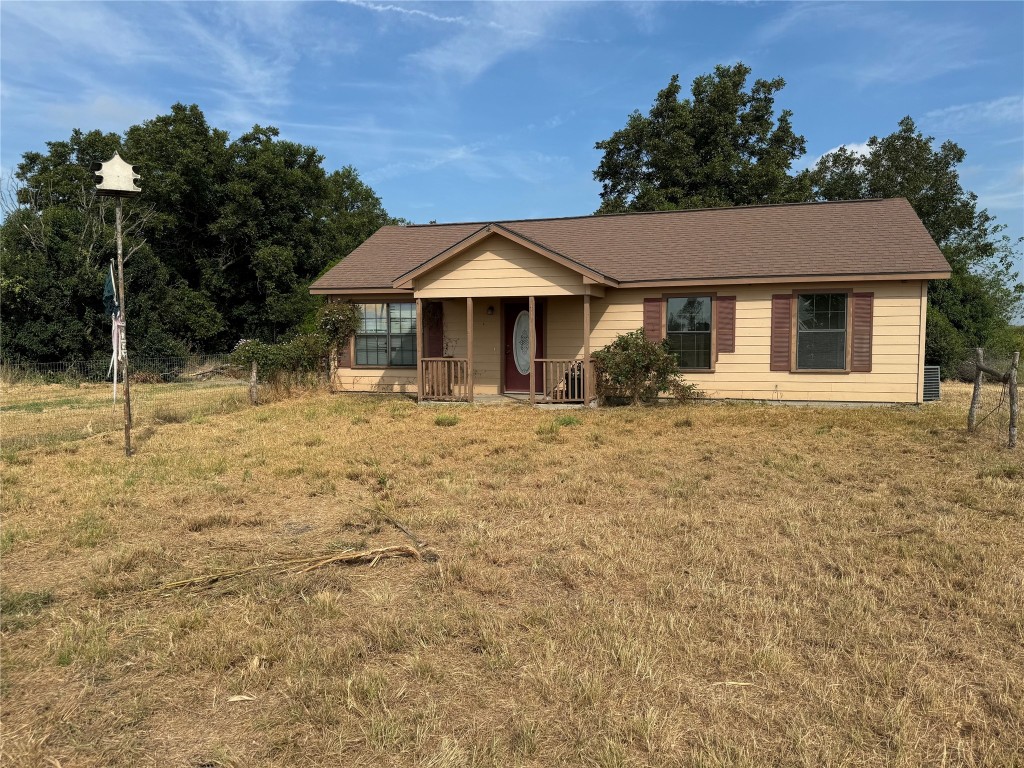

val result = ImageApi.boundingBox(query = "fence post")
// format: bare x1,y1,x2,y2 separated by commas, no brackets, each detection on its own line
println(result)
249,361,258,406
967,348,984,433
1009,351,1019,449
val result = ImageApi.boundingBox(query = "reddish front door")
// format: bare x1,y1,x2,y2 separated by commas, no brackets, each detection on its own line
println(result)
503,301,543,392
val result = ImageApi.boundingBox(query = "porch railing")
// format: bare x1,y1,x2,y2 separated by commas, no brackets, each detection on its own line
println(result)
537,358,590,404
420,357,470,402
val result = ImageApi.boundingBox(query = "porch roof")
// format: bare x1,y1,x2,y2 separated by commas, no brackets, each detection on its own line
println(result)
309,198,951,293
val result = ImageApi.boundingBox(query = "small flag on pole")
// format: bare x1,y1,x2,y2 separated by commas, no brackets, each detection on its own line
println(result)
105,261,124,402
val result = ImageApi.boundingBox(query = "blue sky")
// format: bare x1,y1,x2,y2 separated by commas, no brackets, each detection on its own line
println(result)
2,1,1022,273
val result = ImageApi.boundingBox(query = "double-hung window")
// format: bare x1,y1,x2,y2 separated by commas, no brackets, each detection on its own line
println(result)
796,293,847,370
666,296,712,369
354,302,416,367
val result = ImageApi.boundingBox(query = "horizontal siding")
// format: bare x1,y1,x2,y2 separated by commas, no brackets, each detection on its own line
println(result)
331,282,925,403
331,369,417,394
415,235,587,297
588,282,924,403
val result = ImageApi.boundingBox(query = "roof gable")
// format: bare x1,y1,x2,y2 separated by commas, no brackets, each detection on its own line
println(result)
392,223,615,288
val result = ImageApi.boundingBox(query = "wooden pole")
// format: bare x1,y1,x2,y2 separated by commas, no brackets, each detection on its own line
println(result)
968,347,984,433
415,298,423,403
528,296,536,405
249,360,258,405
116,197,132,457
1009,351,1019,449
583,293,591,405
466,297,474,403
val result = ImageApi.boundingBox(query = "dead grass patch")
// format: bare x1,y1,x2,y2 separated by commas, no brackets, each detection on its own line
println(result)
0,382,1021,766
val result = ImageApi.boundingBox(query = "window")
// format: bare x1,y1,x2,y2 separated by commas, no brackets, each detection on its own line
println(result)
354,302,416,367
796,293,847,370
666,296,712,369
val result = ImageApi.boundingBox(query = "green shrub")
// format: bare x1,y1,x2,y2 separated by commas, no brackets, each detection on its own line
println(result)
230,302,362,391
592,329,701,405
434,413,459,427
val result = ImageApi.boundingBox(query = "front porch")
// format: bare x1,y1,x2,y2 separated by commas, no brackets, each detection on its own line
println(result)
414,295,596,405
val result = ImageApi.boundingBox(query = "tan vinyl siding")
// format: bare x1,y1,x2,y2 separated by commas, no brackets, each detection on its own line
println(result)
331,369,417,393
414,234,588,298
589,281,926,403
326,280,927,403
544,296,588,360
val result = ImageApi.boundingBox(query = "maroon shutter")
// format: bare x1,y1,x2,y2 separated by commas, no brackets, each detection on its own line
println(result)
716,296,736,355
850,292,874,372
337,338,352,368
643,298,663,343
770,294,792,371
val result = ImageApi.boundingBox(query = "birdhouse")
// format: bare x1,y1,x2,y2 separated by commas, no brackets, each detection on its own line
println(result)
91,151,142,196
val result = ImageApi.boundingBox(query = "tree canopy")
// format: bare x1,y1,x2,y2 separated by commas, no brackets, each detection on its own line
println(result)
1,104,393,361
810,117,1023,369
593,63,810,213
595,66,1021,371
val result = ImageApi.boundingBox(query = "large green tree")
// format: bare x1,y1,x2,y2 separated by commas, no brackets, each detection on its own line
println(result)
593,63,810,213
810,117,1023,371
1,104,393,361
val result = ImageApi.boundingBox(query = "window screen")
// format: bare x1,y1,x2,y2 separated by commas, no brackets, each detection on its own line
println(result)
796,293,847,370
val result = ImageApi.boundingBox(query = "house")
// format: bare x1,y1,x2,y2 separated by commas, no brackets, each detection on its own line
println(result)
309,198,950,404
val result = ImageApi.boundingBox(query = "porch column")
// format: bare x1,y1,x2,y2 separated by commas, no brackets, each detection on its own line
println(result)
529,296,536,404
583,293,592,404
415,298,423,403
466,297,474,403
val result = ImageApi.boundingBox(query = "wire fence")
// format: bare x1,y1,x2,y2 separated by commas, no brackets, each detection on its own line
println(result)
1,355,253,453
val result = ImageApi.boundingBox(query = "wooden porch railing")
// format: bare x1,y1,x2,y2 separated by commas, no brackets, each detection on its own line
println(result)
420,357,470,402
537,358,590,404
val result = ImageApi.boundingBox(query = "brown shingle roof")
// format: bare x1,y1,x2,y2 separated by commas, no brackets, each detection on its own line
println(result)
309,198,950,292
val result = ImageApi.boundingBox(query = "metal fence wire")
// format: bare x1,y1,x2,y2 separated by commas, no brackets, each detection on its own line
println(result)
1,355,251,452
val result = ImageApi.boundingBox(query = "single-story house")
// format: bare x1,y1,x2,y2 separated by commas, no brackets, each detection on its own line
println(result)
309,198,950,404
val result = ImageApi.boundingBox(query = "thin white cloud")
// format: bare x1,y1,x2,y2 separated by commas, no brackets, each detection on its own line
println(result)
756,3,983,86
408,2,582,82
338,0,471,26
923,96,1024,135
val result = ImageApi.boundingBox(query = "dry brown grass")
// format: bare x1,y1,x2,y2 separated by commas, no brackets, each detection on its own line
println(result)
0,380,249,453
1,383,1021,767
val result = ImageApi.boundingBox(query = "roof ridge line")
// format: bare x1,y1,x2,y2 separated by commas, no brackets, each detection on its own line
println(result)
400,197,901,229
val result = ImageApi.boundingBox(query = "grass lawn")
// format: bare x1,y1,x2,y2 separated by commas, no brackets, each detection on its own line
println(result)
1,383,1021,767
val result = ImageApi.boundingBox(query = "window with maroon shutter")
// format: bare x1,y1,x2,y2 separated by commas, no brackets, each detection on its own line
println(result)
770,294,792,371
643,298,663,344
850,292,874,372
716,296,736,356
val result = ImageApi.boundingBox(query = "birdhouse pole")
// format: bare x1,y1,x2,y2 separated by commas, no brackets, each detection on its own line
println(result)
92,152,142,457
115,197,132,456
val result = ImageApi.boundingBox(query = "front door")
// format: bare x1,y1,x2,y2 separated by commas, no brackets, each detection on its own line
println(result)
503,300,543,392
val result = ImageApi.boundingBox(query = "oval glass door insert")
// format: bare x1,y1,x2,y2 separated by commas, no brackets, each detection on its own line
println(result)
513,310,531,375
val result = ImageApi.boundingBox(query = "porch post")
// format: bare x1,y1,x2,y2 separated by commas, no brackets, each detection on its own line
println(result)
415,298,423,403
528,295,536,404
466,297,474,403
583,293,591,404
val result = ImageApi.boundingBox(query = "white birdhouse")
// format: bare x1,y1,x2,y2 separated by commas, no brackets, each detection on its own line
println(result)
91,151,142,196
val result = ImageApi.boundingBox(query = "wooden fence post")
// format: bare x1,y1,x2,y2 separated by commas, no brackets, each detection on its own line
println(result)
249,361,258,406
1009,351,1019,449
967,348,983,433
